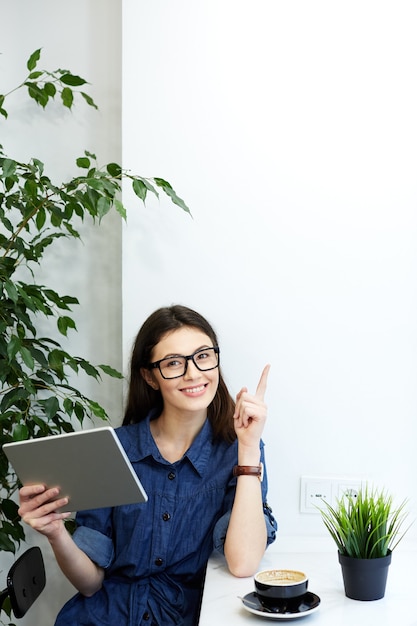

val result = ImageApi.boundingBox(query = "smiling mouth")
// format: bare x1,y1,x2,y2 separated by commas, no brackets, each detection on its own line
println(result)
181,384,207,394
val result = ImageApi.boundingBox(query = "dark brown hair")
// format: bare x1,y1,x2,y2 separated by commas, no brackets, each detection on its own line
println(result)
122,305,236,443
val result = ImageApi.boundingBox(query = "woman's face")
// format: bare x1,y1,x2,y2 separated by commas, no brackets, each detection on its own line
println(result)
143,326,219,418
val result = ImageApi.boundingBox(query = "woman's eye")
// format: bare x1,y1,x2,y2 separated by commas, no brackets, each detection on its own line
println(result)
166,358,183,368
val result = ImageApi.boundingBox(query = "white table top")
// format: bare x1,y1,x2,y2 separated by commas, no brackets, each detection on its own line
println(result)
199,537,417,626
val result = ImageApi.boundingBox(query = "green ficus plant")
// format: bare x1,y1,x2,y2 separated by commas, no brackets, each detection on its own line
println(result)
0,49,190,564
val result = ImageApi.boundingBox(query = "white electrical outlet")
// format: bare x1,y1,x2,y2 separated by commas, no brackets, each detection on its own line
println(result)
300,476,332,514
300,476,364,514
337,482,362,502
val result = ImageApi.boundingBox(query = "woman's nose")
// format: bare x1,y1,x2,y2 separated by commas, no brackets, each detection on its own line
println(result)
183,358,200,378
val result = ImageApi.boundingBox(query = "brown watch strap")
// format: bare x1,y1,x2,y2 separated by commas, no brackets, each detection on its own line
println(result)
233,465,262,477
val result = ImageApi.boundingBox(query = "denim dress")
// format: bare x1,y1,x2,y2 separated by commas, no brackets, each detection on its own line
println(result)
54,413,277,626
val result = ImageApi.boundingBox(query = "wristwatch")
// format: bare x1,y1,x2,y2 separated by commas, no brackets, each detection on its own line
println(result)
232,463,264,482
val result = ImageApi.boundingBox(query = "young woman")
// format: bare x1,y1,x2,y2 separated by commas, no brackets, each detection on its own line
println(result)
19,305,277,625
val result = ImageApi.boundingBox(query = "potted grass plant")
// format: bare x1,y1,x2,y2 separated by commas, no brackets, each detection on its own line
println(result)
320,485,410,601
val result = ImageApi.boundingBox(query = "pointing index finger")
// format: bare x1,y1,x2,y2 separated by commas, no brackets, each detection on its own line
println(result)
255,364,271,400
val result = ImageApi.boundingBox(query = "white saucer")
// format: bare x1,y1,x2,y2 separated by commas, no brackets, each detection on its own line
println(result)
240,591,321,620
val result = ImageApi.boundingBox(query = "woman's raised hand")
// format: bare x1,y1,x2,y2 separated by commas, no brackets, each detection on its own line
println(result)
18,484,72,539
233,364,270,448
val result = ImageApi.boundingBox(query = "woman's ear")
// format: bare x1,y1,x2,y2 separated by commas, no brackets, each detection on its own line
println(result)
140,367,160,391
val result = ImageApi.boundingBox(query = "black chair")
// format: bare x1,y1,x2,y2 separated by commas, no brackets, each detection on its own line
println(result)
0,547,46,618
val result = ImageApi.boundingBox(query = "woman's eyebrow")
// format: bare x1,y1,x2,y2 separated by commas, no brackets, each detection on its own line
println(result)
159,345,212,359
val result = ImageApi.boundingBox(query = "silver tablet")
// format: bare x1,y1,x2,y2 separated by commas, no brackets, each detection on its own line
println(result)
3,426,148,512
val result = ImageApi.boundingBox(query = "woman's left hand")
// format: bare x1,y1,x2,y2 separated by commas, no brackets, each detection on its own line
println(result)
233,364,270,448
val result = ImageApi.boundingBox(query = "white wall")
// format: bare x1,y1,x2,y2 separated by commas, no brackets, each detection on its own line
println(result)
0,1,122,623
122,0,417,540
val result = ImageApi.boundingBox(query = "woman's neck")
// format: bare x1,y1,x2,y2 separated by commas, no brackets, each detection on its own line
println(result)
150,410,206,463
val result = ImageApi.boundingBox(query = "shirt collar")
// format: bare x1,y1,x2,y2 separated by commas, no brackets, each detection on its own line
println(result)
183,417,214,476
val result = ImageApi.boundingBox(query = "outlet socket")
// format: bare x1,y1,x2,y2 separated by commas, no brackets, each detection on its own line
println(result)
300,475,363,514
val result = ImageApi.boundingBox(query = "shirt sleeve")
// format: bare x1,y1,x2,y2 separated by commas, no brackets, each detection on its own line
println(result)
73,525,115,569
72,507,115,569
212,442,278,554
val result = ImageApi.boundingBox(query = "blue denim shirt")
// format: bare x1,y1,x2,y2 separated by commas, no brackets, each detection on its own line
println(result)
55,413,277,626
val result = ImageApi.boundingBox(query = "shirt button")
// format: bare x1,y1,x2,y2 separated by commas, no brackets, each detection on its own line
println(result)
155,557,163,566
143,612,150,621
168,471,176,480
162,512,171,521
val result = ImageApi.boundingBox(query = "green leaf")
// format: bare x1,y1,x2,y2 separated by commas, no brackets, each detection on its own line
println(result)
36,206,46,230
114,198,126,220
43,289,71,310
4,173,16,190
27,48,41,71
76,157,91,169
74,402,85,422
61,294,79,306
39,396,60,419
26,344,48,368
82,178,101,193
79,361,99,378
28,71,43,79
13,423,29,441
35,370,55,384
63,398,74,416
133,177,159,199
1,498,19,521
44,82,57,97
154,177,173,191
20,346,35,370
0,531,16,553
98,364,124,379
57,316,77,336
154,178,191,214
48,349,65,378
81,91,98,109
7,336,21,361
85,177,116,195
26,82,48,107
0,388,28,412
22,377,36,396
61,87,74,108
24,177,39,199
107,163,122,177
2,519,25,542
88,400,108,420
132,179,147,202
4,279,19,303
97,196,111,219
60,73,87,87
2,158,16,177
32,157,45,174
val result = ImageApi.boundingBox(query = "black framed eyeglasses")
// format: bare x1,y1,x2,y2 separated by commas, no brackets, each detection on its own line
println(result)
149,346,220,380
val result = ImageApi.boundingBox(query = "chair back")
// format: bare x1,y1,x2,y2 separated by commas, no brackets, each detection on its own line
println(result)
1,547,46,618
